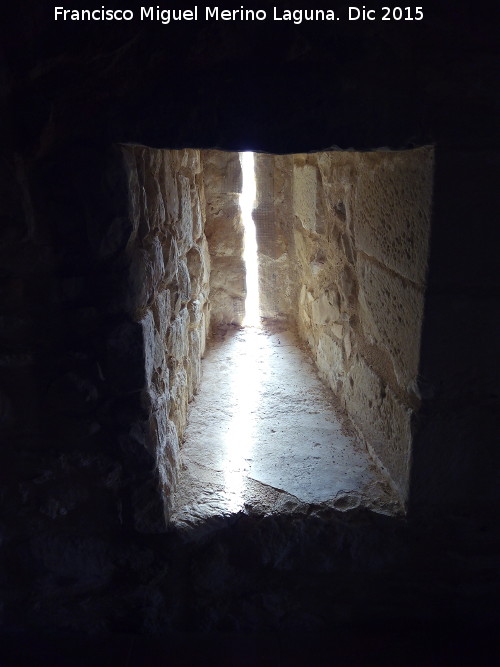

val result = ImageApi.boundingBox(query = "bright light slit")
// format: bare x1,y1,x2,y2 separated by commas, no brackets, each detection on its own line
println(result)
240,152,260,327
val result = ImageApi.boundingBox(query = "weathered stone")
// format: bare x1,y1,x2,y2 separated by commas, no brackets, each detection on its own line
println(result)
202,150,242,194
311,292,341,326
204,195,243,256
293,163,317,232
177,259,191,304
149,236,165,288
167,307,189,364
209,256,245,296
191,184,204,242
145,173,165,232
288,149,433,505
331,323,343,339
161,236,179,286
152,289,171,340
208,255,246,326
344,353,412,499
353,148,433,285
316,333,345,393
186,245,205,296
141,368,169,414
160,152,179,224
344,331,352,359
258,253,292,318
169,366,188,438
187,329,202,396
176,176,194,254
188,299,203,329
357,255,423,390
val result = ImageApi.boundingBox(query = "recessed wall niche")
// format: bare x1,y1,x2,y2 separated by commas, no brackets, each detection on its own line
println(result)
116,145,433,521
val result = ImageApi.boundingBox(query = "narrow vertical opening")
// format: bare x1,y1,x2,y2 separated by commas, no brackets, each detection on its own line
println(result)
239,152,260,327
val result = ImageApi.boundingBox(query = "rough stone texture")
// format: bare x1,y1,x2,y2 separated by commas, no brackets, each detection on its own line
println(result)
116,146,212,519
343,354,413,496
202,151,245,326
245,149,432,504
0,2,497,646
282,149,433,504
354,151,433,284
254,154,295,319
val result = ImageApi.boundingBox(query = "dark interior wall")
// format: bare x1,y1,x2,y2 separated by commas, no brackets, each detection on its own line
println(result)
0,0,498,636
409,148,500,515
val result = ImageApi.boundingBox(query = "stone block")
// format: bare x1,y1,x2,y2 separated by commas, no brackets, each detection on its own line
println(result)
186,245,207,296
187,329,202,396
191,184,204,242
209,256,246,296
167,307,189,364
331,323,343,339
353,148,433,285
311,292,340,326
159,152,179,224
258,253,292,318
316,333,344,392
202,150,242,194
156,418,180,503
293,163,317,232
343,353,412,500
144,172,165,232
204,195,243,256
169,366,188,438
177,259,191,304
141,366,169,414
176,175,194,254
188,299,203,330
161,235,179,286
344,331,352,359
357,255,423,391
152,289,171,340
149,236,165,288
181,149,202,176
209,290,245,326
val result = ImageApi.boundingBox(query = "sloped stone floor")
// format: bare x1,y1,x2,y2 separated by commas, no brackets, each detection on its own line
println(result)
172,322,401,526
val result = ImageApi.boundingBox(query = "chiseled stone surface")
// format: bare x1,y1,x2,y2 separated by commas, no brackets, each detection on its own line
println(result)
353,149,434,285
202,151,245,327
287,149,433,505
117,146,212,518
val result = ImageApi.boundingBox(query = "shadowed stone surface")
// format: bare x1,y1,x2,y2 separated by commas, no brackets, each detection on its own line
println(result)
0,0,497,646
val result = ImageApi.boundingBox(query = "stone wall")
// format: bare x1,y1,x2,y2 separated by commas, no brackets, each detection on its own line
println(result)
253,154,295,319
201,150,244,326
252,149,433,504
293,148,434,503
113,145,211,519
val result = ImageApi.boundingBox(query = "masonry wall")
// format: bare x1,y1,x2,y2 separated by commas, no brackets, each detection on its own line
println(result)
201,150,244,326
254,148,434,504
115,146,211,519
253,154,295,319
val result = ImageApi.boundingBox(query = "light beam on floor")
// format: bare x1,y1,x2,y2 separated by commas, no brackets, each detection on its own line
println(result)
222,329,269,512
